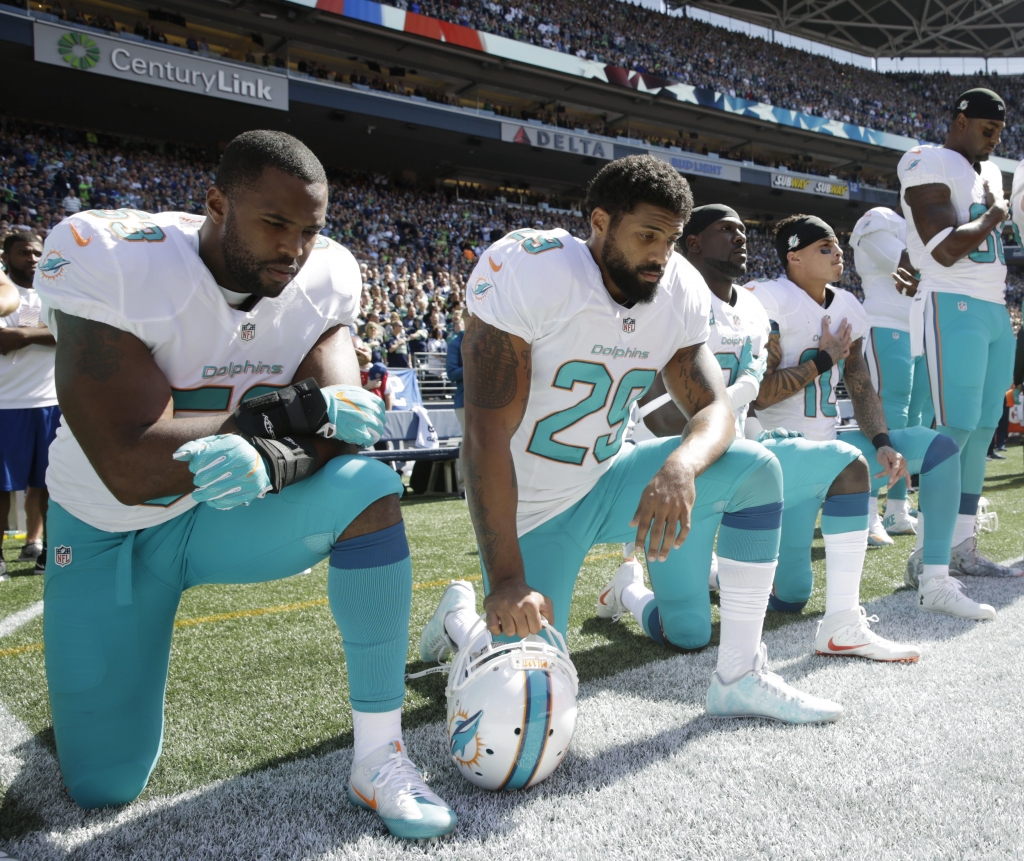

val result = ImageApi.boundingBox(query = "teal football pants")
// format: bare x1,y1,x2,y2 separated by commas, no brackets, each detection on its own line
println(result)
482,437,783,650
761,436,864,611
44,455,406,809
864,326,935,501
923,292,1014,517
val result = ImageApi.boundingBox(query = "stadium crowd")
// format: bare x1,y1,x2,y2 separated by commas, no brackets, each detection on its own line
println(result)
399,0,1024,156
5,117,1024,339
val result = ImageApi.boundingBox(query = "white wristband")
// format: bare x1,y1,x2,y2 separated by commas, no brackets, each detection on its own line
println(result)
924,226,953,256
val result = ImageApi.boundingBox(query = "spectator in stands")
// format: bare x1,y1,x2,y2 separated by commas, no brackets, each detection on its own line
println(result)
427,326,447,353
354,335,394,411
62,188,81,214
0,232,58,579
386,320,410,368
446,323,465,434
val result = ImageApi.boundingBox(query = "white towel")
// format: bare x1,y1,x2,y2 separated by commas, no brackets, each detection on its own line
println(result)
412,405,439,449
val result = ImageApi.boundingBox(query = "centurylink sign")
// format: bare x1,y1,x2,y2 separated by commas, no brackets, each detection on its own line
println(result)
33,21,288,111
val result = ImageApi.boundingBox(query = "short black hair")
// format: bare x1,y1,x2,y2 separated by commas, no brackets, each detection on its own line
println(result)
3,231,42,254
583,154,693,226
215,130,327,197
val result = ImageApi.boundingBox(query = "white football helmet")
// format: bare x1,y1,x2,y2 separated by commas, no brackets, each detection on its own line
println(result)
445,622,578,791
976,497,999,533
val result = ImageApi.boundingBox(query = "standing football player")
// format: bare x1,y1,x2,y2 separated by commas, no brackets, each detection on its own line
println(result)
620,204,920,661
456,156,842,725
34,131,456,839
898,88,1022,579
746,215,992,620
851,203,934,544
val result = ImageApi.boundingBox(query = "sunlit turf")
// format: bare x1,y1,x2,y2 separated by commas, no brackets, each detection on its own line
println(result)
1,452,1021,801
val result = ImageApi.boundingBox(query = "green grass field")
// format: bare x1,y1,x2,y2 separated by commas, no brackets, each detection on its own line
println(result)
2,451,1023,840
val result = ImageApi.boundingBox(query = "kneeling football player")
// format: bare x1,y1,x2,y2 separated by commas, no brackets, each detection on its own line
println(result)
606,205,921,662
747,215,992,621
458,156,841,725
35,132,455,839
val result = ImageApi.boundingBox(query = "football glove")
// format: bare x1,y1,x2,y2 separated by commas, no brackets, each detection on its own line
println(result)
738,337,767,384
173,434,271,509
320,384,387,446
757,427,805,442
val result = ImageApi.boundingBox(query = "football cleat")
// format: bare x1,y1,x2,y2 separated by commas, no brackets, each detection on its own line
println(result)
950,536,1023,578
419,580,476,664
32,548,45,576
918,575,996,621
883,509,917,536
446,623,577,790
904,547,924,590
348,741,457,840
813,606,920,662
706,644,843,724
596,558,644,621
868,498,894,546
17,541,42,561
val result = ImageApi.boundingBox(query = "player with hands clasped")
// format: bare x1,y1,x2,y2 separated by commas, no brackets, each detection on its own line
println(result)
33,131,455,839
746,215,991,621
625,205,920,663
851,204,934,542
458,156,841,725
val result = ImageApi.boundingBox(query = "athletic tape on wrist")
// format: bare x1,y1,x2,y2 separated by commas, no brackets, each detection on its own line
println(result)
233,378,328,440
250,436,319,492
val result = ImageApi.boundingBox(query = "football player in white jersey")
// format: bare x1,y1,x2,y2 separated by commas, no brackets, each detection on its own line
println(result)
898,88,1023,580
620,204,920,662
33,131,456,839
451,156,843,725
851,204,933,543
747,214,993,621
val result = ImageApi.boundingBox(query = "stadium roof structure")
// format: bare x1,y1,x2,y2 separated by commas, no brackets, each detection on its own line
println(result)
688,0,1024,57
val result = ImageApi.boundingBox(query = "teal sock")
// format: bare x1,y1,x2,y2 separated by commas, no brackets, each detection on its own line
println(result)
328,522,412,712
887,477,908,502
961,427,995,497
919,432,961,565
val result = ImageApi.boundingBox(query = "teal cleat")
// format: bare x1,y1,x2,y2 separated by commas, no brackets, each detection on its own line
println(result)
348,741,457,840
706,644,843,725
419,580,476,663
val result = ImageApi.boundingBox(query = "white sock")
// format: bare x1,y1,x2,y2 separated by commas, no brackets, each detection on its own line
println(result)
444,606,487,652
868,496,882,527
921,564,948,587
953,513,976,547
622,582,655,626
915,512,925,553
890,498,911,516
353,707,403,763
823,530,867,618
716,558,775,684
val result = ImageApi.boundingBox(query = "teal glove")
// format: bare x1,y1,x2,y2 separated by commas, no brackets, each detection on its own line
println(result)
737,337,767,384
757,427,805,442
173,434,271,509
320,384,387,446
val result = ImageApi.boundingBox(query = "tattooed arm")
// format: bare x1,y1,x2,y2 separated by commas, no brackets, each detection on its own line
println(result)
753,318,852,409
843,337,910,487
460,315,551,638
630,343,735,562
54,311,241,505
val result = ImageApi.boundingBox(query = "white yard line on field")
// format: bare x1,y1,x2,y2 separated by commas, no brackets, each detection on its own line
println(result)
0,600,43,639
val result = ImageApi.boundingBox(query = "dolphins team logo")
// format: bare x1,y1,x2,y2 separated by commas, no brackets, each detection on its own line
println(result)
472,276,494,301
787,234,800,249
38,249,72,280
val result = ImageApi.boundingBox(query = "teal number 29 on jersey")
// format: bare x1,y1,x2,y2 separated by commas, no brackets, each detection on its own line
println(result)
527,362,657,465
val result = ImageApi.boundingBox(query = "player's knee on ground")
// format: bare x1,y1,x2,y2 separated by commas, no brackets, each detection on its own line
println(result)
66,763,151,809
650,601,712,651
828,455,870,497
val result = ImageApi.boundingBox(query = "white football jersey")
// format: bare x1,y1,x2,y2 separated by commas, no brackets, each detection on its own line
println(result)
35,209,360,533
898,145,1007,304
0,285,57,409
850,207,912,331
745,276,868,442
709,286,770,438
468,229,709,535
1009,158,1024,241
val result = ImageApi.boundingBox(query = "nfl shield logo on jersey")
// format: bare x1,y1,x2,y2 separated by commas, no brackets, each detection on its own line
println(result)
241,323,255,342
54,545,72,568
958,301,968,312
622,317,636,334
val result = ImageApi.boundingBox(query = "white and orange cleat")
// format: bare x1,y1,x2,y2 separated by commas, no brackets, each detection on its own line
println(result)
814,606,921,662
